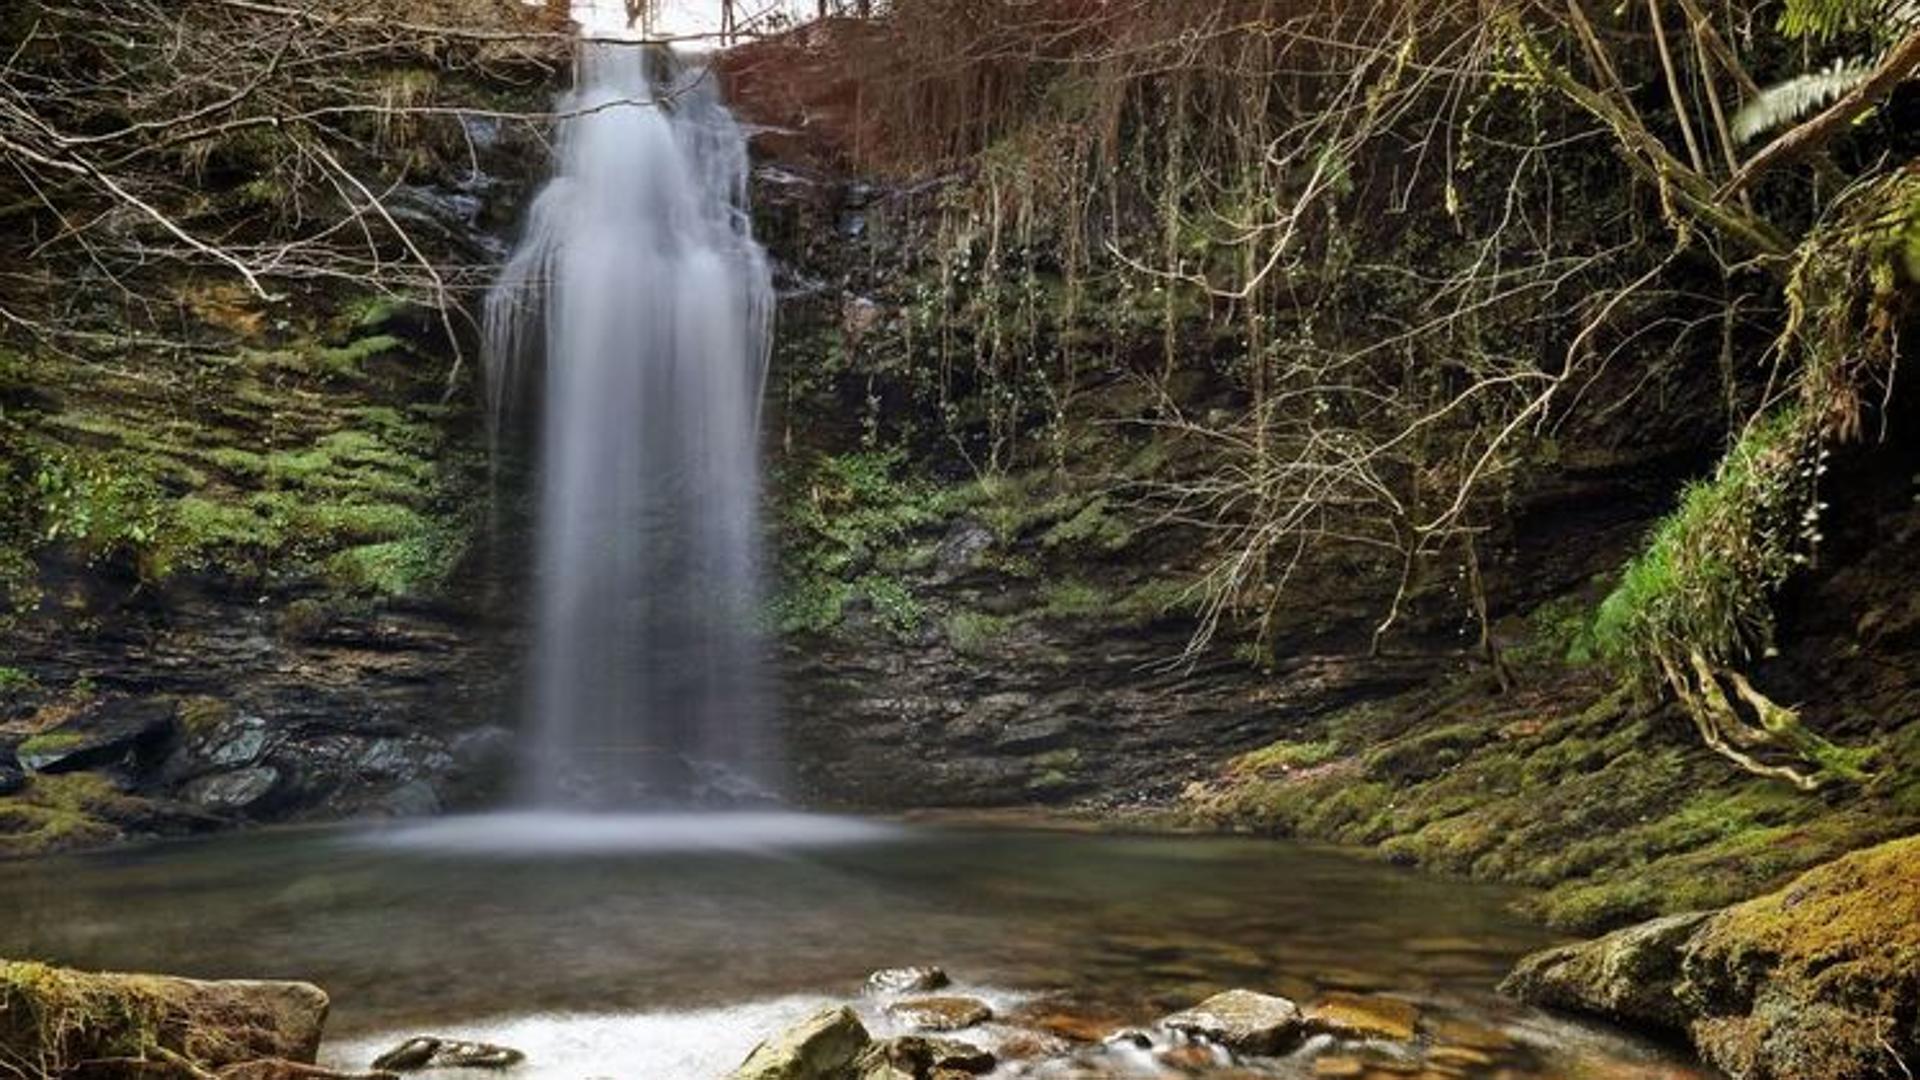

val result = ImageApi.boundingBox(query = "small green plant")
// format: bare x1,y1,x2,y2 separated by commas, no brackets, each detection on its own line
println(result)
945,610,1012,657
857,574,926,639
1594,409,1814,680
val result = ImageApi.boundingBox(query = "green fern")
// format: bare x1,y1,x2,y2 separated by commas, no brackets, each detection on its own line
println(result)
1733,0,1919,142
1733,59,1877,142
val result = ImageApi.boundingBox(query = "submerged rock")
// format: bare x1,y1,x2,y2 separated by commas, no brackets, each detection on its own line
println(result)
1160,989,1302,1055
729,1006,871,1080
884,997,993,1033
866,967,951,995
1301,992,1420,1041
370,1035,524,1071
0,960,329,1072
1504,834,1920,1079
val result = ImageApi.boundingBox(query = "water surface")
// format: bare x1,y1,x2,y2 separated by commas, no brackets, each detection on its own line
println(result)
0,820,1709,1078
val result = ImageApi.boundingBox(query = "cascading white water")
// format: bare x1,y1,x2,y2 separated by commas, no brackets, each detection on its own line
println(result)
483,41,775,806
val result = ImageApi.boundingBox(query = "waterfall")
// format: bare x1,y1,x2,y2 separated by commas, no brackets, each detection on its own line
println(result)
483,41,775,807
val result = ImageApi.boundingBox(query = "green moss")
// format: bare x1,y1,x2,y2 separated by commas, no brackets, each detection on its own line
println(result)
340,295,413,332
325,528,468,598
1363,722,1493,783
771,450,955,635
854,575,924,639
1040,495,1134,553
1594,408,1813,681
1039,579,1109,619
771,576,854,636
16,731,85,758
177,697,235,737
0,667,37,693
0,961,168,1069
1511,593,1602,666
1229,739,1341,776
946,611,1012,657
0,774,129,859
310,334,409,378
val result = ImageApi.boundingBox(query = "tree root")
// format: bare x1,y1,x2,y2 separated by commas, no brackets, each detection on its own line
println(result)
1659,649,1873,791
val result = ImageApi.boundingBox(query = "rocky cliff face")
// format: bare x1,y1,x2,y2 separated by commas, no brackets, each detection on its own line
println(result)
0,66,550,854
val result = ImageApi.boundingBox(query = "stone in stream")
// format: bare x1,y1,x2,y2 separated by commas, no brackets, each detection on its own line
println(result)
855,1035,995,1079
728,1006,872,1080
1159,989,1303,1055
0,960,329,1070
1301,992,1420,1041
884,996,994,1033
370,1035,524,1071
1499,911,1712,1032
865,966,951,995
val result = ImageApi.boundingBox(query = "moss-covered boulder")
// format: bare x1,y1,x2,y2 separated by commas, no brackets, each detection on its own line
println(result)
0,961,329,1076
1504,834,1920,1079
1500,912,1712,1032
1681,835,1920,1079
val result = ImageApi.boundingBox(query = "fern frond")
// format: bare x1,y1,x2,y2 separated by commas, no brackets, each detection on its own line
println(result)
1780,0,1919,41
1733,58,1877,142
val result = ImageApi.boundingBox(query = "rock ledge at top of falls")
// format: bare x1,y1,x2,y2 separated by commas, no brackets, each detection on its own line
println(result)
1502,833,1920,1080
1159,989,1304,1055
0,960,330,1073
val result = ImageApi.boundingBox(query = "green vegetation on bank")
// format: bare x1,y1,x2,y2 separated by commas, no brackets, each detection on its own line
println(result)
0,298,484,616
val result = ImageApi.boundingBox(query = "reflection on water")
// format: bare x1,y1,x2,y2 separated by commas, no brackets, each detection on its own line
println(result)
0,822,1710,1078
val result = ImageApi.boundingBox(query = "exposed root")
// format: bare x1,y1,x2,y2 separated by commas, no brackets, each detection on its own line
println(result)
1660,649,1872,791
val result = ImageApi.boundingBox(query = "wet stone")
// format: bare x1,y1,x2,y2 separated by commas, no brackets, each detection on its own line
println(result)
370,1036,525,1072
184,767,281,813
1159,1042,1228,1071
1303,992,1420,1042
1420,1017,1514,1052
1028,1011,1119,1043
1160,989,1303,1055
885,996,994,1032
729,1006,871,1080
866,966,951,995
1427,1045,1497,1069
885,1036,995,1074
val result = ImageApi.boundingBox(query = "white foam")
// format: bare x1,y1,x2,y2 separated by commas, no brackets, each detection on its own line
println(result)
324,997,839,1080
348,811,903,857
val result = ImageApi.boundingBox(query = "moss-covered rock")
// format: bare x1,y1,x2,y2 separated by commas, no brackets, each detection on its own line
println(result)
1503,835,1920,1079
0,961,329,1075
